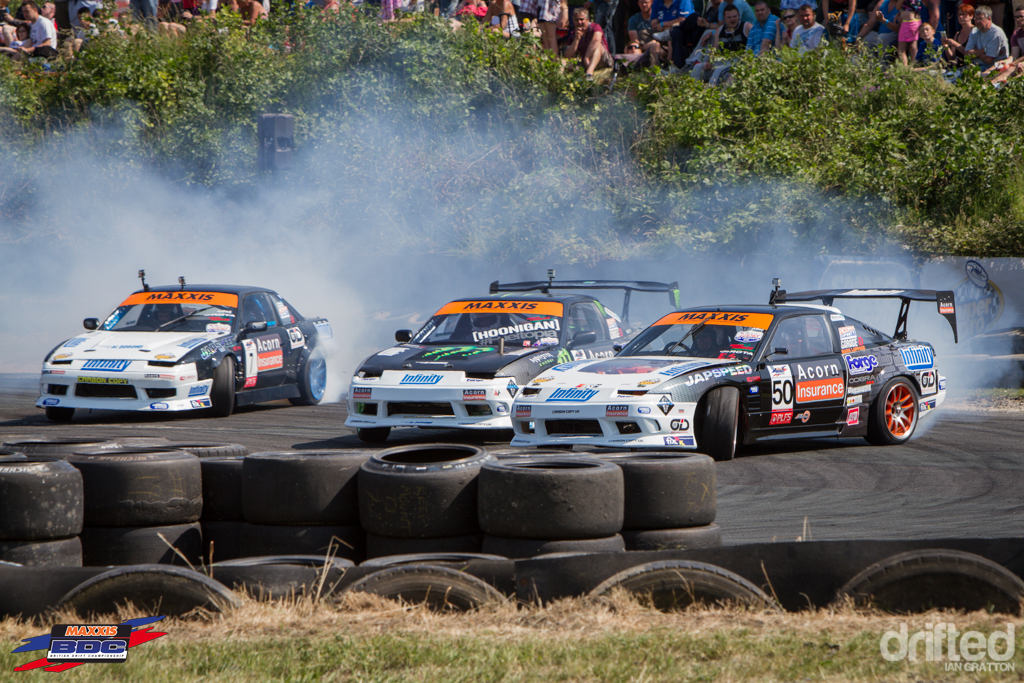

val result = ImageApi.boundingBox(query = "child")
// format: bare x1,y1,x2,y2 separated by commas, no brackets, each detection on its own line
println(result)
895,0,920,65
0,23,31,56
915,20,941,62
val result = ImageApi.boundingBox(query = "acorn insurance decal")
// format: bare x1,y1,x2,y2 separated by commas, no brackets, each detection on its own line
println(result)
12,616,166,672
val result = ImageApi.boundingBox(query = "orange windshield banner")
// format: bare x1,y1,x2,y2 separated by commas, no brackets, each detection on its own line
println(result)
654,311,775,329
436,300,564,317
119,291,239,308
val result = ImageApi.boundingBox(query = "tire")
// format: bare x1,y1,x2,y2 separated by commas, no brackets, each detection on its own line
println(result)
241,523,366,563
477,458,624,540
833,548,1024,614
344,565,505,611
0,538,82,567
365,533,483,560
0,451,27,461
361,552,506,568
290,351,327,406
356,427,391,444
66,448,202,527
621,524,723,551
209,555,354,601
866,377,919,446
210,355,236,418
212,555,354,570
589,560,773,610
45,407,75,422
700,387,739,462
358,444,492,538
593,453,716,529
0,438,122,457
0,565,110,619
56,564,240,617
201,521,246,563
162,442,248,459
482,534,625,559
200,456,245,522
487,448,582,459
243,450,371,525
79,523,202,567
0,459,84,540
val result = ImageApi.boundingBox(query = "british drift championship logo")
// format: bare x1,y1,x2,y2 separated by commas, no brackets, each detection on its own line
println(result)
13,615,166,672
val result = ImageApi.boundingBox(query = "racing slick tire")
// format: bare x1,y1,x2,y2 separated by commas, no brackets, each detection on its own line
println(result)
481,534,625,559
242,450,371,525
361,552,507,568
343,565,505,611
365,533,484,559
44,407,74,422
358,445,492,538
593,453,716,529
0,437,122,458
866,377,919,446
621,524,723,551
56,564,240,617
477,458,624,540
589,560,773,610
0,459,84,541
201,521,246,563
210,355,236,418
209,555,354,601
79,523,202,567
289,351,327,406
66,448,202,527
700,387,740,462
240,523,366,563
0,538,83,567
200,456,246,522
833,549,1024,614
356,427,392,444
162,442,248,459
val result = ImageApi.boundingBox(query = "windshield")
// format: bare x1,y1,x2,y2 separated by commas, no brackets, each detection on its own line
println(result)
619,311,775,361
102,292,239,333
411,300,565,347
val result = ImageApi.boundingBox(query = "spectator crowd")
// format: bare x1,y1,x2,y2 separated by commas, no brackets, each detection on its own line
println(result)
2,0,1022,86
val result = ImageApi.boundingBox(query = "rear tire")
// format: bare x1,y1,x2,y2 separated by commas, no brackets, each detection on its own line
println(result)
866,377,919,445
356,427,391,444
210,356,236,418
45,407,74,422
290,351,327,406
700,387,739,462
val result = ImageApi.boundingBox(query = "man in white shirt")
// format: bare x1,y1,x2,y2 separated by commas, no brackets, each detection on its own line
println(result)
19,1,58,58
789,3,826,52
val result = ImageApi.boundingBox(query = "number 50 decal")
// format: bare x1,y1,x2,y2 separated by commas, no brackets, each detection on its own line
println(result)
769,365,794,412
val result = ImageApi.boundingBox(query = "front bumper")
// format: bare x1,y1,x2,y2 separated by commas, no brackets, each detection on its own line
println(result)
509,394,699,449
344,375,517,430
37,363,213,412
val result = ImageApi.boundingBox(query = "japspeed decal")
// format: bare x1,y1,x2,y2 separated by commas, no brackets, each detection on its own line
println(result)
682,364,753,387
900,346,934,371
794,361,844,403
13,615,167,673
845,354,879,376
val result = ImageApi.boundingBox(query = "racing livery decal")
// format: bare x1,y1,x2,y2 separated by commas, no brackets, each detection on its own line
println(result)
794,360,844,403
255,334,283,372
286,327,305,350
900,346,934,371
918,370,937,396
768,364,794,425
242,339,258,388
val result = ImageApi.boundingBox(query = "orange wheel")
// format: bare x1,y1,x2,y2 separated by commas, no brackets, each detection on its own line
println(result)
867,378,919,446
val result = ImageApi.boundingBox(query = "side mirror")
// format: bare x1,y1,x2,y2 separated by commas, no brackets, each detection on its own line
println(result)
395,329,412,343
83,318,99,331
246,321,268,332
768,347,789,357
568,331,598,349
612,343,623,353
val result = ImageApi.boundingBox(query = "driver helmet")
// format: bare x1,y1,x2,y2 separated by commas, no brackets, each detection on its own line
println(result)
694,326,725,353
150,304,181,325
470,313,501,330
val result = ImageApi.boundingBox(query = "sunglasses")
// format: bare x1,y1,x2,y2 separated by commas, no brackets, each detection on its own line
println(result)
783,13,795,18
627,43,641,48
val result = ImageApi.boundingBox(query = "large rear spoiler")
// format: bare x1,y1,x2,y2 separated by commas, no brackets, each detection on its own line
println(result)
770,285,958,343
490,277,681,323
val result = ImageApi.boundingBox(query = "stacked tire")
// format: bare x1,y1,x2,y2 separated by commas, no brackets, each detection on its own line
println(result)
359,445,492,560
593,453,721,551
67,448,203,567
0,455,84,566
199,455,247,563
477,458,627,558
240,451,369,563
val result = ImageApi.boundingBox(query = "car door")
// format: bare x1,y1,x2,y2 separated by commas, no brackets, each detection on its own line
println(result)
756,314,846,431
565,302,617,361
239,292,287,389
266,291,307,377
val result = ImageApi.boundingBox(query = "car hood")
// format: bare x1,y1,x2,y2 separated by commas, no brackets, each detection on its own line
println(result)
529,356,745,391
49,330,231,364
359,344,554,376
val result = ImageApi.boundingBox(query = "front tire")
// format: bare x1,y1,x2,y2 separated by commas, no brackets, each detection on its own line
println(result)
699,387,739,462
45,407,75,422
356,427,391,444
289,351,327,406
210,356,236,418
866,377,918,445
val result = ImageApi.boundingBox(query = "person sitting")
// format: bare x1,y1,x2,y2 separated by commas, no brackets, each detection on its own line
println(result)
669,0,720,68
629,0,665,64
746,0,777,54
16,1,57,59
651,0,693,55
564,6,612,78
790,3,827,51
691,3,750,82
856,0,900,52
483,0,518,34
960,4,1008,71
941,4,973,65
776,7,799,46
0,23,30,56
913,19,942,63
988,6,1024,82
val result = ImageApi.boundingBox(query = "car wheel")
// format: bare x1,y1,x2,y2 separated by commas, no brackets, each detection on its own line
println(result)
866,377,918,446
700,387,739,462
210,356,236,418
289,351,327,406
356,427,391,444
44,407,74,422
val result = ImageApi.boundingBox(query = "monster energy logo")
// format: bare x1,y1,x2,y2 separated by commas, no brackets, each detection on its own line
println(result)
422,347,492,360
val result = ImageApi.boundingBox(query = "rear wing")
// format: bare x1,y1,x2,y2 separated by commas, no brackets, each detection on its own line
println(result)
770,286,958,343
489,278,681,323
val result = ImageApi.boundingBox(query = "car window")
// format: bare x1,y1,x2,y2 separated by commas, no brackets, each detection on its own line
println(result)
242,293,278,327
769,315,834,359
267,293,297,325
833,316,890,352
568,303,606,341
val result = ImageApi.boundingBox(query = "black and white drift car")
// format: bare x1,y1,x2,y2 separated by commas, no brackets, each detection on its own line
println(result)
38,283,331,421
346,279,680,443
510,284,958,460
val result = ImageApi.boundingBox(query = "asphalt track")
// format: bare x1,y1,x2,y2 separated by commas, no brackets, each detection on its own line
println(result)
2,375,1022,547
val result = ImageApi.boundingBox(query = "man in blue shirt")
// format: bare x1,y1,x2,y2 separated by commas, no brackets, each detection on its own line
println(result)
718,0,755,27
652,0,693,38
746,0,778,53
